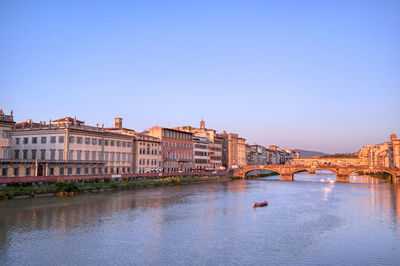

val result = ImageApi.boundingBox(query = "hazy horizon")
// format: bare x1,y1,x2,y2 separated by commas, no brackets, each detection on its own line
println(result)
1,0,399,153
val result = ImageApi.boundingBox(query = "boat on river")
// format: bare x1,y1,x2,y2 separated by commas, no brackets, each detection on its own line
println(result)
253,200,268,208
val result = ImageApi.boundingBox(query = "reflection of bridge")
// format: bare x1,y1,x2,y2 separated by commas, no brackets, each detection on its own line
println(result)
233,165,400,183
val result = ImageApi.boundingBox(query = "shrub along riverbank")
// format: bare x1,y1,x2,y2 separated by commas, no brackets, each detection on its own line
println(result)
0,176,229,200
246,172,279,179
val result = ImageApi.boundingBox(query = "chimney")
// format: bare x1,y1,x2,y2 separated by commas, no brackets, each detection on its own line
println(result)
391,134,398,142
115,118,123,128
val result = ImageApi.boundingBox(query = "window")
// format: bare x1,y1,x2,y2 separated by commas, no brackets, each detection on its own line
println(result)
98,139,103,145
110,141,115,146
111,152,115,161
32,137,37,144
2,131,11,138
122,142,126,147
92,138,97,145
31,150,37,159
14,150,19,159
50,136,56,143
105,152,109,161
69,150,74,160
3,148,10,159
85,151,89,160
117,152,120,161
14,168,19,176
16,138,20,144
76,168,81,175
77,150,82,160
92,168,96,174
23,137,29,144
85,138,90,144
2,168,7,176
68,167,72,175
41,137,46,144
23,150,28,159
69,136,74,143
25,167,31,176
58,150,64,160
105,140,109,146
77,137,82,144
117,141,121,147
59,136,64,143
40,150,46,160
60,167,64,175
50,168,54,175
50,150,56,160
92,151,96,161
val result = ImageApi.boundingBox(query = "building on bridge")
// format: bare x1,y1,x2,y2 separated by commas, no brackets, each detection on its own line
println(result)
358,134,400,169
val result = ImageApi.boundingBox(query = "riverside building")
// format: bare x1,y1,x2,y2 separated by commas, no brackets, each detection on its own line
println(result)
147,126,193,173
5,117,133,177
193,136,208,170
105,118,162,174
0,110,14,160
175,120,223,170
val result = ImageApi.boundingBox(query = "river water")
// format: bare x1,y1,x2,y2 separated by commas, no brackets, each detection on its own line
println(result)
1,171,400,265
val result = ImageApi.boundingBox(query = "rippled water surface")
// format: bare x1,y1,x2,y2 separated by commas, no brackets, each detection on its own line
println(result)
1,171,400,265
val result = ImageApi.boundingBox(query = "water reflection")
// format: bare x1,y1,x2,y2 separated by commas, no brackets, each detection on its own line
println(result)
1,174,400,265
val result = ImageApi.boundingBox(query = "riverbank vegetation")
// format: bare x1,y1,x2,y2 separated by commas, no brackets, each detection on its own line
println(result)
356,171,392,182
0,176,227,200
320,153,358,158
246,172,279,179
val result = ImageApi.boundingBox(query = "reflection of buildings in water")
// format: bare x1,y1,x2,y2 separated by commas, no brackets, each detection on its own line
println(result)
350,174,400,229
226,180,247,193
391,185,400,228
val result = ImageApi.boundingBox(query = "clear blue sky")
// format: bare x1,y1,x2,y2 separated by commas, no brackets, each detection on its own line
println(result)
1,0,399,153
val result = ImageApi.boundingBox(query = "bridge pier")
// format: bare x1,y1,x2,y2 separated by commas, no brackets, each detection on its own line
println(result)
280,174,293,181
336,174,350,182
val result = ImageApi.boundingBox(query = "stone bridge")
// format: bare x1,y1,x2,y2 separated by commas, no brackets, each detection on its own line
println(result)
233,165,400,183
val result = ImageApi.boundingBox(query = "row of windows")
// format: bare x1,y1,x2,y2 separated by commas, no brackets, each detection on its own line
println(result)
165,152,193,160
16,136,63,144
1,166,132,177
139,142,159,147
162,130,192,140
15,136,132,147
139,148,161,155
138,159,160,166
194,144,207,149
13,149,131,162
194,151,208,156
195,159,208,164
163,141,193,149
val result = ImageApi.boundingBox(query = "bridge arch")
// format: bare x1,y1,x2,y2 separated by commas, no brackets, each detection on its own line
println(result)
238,165,282,179
291,168,338,176
349,168,398,183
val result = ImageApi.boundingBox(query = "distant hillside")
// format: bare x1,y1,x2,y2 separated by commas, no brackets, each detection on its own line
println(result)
294,149,326,158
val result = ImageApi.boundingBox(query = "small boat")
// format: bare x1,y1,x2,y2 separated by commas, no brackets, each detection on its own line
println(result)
253,200,268,208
